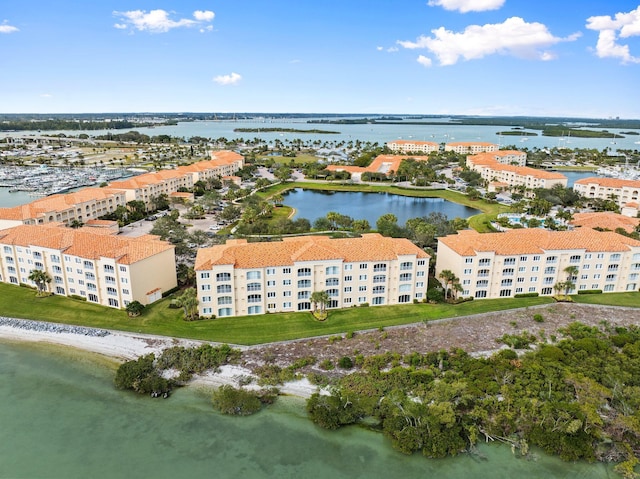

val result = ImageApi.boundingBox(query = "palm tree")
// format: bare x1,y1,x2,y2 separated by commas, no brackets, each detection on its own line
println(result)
563,265,579,296
438,269,457,300
28,269,52,295
310,291,330,314
175,288,199,321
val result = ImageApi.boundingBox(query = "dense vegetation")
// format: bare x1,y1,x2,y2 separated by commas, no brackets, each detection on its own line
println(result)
306,323,640,476
0,119,169,131
233,128,340,134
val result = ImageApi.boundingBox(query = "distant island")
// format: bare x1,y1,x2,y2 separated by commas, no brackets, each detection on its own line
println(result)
233,127,340,134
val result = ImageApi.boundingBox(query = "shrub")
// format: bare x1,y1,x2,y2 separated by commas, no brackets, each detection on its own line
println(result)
211,385,267,416
498,331,537,349
577,289,603,295
319,359,335,370
337,356,353,369
533,314,545,323
514,292,539,298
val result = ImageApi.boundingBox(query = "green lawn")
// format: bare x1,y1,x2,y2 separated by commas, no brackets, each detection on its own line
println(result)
1,283,557,346
571,292,640,308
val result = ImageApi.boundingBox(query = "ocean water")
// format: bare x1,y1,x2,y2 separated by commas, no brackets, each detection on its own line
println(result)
0,340,617,479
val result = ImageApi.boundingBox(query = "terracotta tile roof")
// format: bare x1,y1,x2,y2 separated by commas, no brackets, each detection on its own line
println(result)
438,228,640,256
387,140,439,146
574,177,640,188
446,142,497,147
468,153,566,180
326,154,424,175
0,225,174,264
570,212,640,233
195,233,429,270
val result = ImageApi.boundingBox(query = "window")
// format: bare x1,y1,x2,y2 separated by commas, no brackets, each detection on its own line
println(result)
84,261,93,269
247,294,261,303
2,246,10,253
33,251,42,259
344,286,352,293
499,289,511,297
400,262,413,270
267,303,276,310
283,302,292,309
531,266,539,272
297,279,311,288
504,257,516,265
373,263,387,272
108,298,119,307
478,269,490,277
416,282,424,288
533,255,541,262
359,263,368,270
247,282,261,291
267,291,276,298
604,284,615,292
463,269,472,275
248,306,262,315
283,279,291,286
344,264,353,271
597,253,604,259
217,284,231,293
282,268,291,274
518,266,526,272
502,268,514,276
266,268,276,275
344,298,352,304
541,287,553,295
344,275,353,282
85,272,95,280
400,273,412,281
398,294,411,303
399,284,411,292
119,266,127,272
298,291,310,299
218,296,232,305
417,260,426,266
517,277,525,283
297,302,311,311
462,279,470,285
475,290,487,298
570,255,581,263
515,288,523,293
358,285,367,292
200,272,210,279
105,276,115,284
372,285,385,294
606,274,617,282
583,264,590,270
326,278,339,286
202,296,211,303
520,256,528,262
201,284,211,291
373,275,386,283
372,297,385,305
326,266,339,275
608,264,619,271
267,280,276,287
544,267,556,275
479,258,491,266
216,272,231,282
51,255,60,263
218,308,232,317
327,289,339,297
104,265,115,273
546,256,557,263
247,271,261,280
476,280,488,287
610,253,621,261
416,271,425,277
88,293,98,303
501,279,513,286
297,268,311,277
359,274,367,281
465,258,473,264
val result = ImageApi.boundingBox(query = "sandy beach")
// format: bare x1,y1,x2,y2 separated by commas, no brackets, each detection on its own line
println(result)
0,317,320,398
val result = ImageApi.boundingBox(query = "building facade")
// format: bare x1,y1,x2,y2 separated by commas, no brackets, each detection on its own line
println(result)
436,229,640,299
467,151,567,189
573,177,640,215
386,140,439,154
195,234,430,318
445,142,498,154
0,225,177,308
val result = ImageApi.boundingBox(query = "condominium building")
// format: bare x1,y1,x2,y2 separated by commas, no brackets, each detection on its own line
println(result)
573,177,640,213
195,233,430,318
0,225,177,308
108,170,194,209
445,142,498,154
436,229,640,299
326,155,416,179
0,187,128,230
467,151,567,189
177,150,245,182
386,140,439,154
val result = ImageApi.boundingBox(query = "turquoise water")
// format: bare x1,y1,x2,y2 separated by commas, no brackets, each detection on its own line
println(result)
0,340,617,479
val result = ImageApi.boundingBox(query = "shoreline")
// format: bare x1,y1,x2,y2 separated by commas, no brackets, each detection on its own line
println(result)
0,317,319,399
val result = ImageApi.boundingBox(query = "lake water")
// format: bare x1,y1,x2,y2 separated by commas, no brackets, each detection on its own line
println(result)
284,189,480,225
0,340,616,479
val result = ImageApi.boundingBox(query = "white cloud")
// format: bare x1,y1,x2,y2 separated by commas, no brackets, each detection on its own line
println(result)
586,6,640,64
0,22,19,34
398,17,580,65
213,72,242,85
417,55,433,67
113,9,214,33
427,0,505,13
193,10,215,22
377,45,398,52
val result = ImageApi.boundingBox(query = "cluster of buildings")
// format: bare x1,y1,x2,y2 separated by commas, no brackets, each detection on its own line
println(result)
0,140,638,317
573,177,640,217
0,151,244,309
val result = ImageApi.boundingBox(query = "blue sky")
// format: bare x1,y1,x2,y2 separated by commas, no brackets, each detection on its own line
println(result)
1,0,639,118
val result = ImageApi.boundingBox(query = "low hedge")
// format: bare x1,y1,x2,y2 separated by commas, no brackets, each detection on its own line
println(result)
514,292,539,298
577,289,603,295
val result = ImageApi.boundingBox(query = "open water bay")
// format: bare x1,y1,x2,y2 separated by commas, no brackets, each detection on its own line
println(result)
0,341,616,479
